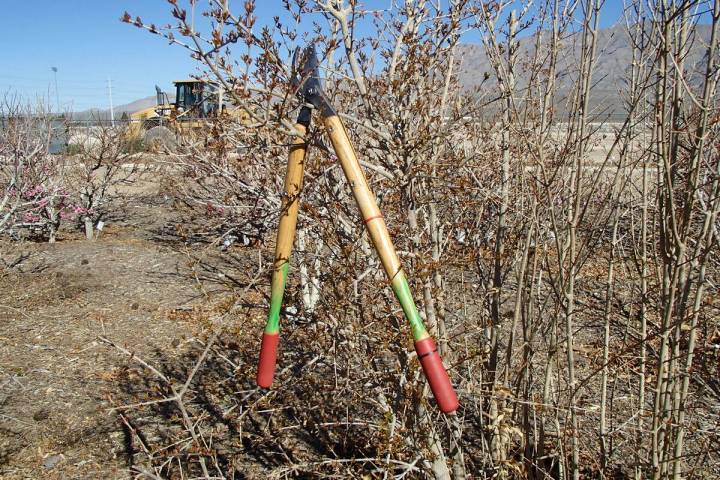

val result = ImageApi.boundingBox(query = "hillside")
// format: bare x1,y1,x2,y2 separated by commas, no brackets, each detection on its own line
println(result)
70,95,155,121
457,23,713,116
69,24,712,121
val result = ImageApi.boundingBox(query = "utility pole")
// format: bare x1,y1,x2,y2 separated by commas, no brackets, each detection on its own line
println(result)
51,67,60,114
191,1,195,34
107,77,115,127
217,0,228,113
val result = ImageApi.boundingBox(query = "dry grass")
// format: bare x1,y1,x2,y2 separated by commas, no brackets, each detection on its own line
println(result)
0,178,217,479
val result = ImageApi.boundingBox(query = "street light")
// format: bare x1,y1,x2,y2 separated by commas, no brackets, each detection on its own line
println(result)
51,67,60,114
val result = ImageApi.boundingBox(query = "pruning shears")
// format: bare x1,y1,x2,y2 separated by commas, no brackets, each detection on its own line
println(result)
255,46,459,413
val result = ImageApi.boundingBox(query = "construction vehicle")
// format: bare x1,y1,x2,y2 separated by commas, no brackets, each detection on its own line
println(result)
129,79,239,142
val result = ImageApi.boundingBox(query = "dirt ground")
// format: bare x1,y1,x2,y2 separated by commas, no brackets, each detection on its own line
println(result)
0,185,237,479
3,158,717,479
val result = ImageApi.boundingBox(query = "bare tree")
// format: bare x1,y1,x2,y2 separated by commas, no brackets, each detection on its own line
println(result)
67,122,142,239
110,1,720,478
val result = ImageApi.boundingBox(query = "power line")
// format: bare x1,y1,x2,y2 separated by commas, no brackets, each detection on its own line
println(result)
0,74,159,90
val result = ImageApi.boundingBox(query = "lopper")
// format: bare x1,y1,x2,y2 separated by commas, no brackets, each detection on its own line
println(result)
255,46,459,413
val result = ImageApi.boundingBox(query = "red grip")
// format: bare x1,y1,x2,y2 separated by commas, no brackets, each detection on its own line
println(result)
256,332,280,388
415,337,459,413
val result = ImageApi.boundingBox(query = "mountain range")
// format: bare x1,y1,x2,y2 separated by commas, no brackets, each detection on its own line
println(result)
456,22,712,117
72,24,713,121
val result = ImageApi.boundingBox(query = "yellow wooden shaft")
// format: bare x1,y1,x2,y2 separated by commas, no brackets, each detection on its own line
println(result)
324,115,402,281
265,123,307,333
274,124,307,267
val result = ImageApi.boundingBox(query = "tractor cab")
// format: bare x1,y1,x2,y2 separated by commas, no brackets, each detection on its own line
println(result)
130,78,234,138
172,80,220,119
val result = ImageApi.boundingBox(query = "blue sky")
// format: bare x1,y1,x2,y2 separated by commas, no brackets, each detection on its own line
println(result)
0,1,292,111
0,1,624,112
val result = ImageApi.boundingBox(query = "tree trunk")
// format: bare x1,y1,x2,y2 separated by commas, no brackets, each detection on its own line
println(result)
84,216,94,240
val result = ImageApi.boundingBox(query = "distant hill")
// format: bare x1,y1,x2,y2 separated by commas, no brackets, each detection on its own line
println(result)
69,24,713,121
71,95,157,121
456,23,713,118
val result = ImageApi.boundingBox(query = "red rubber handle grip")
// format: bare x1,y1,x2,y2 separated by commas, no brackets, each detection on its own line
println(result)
256,332,280,388
415,337,459,413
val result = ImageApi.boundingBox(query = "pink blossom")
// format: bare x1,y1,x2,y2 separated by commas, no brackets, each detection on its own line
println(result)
22,212,40,223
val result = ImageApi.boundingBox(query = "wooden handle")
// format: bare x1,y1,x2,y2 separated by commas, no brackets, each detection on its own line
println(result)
323,114,459,412
256,123,307,388
323,115,401,280
274,124,307,267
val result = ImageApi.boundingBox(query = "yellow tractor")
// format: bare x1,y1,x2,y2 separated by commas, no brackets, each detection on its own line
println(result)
129,79,240,146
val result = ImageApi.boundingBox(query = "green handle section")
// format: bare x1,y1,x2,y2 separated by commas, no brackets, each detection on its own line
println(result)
392,271,460,412
391,270,429,341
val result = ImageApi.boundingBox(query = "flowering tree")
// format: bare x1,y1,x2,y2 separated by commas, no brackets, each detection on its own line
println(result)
0,96,72,242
